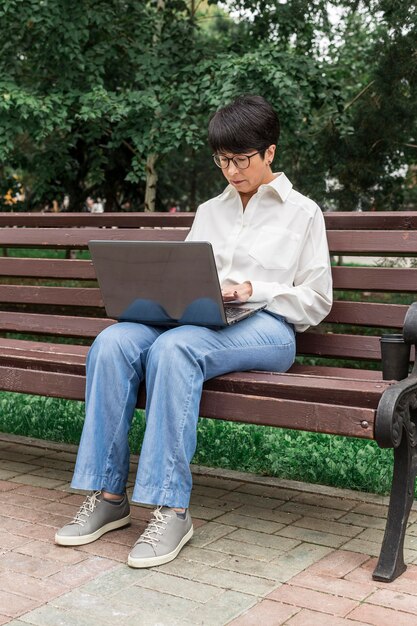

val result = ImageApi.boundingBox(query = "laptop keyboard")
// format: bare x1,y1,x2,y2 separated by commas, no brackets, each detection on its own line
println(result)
224,306,252,320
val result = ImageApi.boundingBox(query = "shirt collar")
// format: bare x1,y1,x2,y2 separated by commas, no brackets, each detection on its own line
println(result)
223,172,293,203
263,172,293,202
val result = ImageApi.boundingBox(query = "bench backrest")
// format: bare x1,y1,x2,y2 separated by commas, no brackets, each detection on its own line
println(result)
0,211,416,374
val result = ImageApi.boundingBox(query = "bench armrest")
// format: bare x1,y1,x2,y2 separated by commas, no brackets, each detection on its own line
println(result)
403,302,417,378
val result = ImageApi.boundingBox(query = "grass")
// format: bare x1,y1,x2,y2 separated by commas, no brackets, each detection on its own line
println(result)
0,391,394,496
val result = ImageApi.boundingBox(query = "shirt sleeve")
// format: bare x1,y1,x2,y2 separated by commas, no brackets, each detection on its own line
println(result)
249,207,333,332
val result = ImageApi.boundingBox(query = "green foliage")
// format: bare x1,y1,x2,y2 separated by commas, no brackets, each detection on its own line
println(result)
0,0,415,210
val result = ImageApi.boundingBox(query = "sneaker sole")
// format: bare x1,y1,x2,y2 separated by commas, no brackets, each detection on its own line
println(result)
127,524,194,568
55,514,131,546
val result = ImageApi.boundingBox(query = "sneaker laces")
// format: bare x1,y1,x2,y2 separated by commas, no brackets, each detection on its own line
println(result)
137,506,171,547
71,491,102,526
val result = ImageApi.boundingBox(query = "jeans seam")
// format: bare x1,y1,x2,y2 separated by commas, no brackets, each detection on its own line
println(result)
160,367,197,499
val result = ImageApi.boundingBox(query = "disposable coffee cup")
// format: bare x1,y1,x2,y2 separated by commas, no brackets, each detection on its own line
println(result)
380,334,411,381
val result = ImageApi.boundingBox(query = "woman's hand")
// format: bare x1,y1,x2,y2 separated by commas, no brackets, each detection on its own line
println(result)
222,281,253,303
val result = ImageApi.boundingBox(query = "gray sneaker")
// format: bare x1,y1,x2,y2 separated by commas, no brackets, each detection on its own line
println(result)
55,491,131,546
127,506,193,568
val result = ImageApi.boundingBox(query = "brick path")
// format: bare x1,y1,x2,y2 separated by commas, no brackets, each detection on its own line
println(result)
1,434,417,625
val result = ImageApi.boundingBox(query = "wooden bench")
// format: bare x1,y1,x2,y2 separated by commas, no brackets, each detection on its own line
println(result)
0,210,416,583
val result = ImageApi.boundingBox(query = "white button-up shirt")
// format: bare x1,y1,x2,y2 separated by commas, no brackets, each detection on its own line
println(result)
186,172,333,332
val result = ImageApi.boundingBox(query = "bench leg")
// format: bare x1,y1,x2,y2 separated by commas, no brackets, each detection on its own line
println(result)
373,432,417,582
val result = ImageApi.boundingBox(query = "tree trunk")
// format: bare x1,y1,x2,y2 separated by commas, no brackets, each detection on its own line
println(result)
145,153,158,212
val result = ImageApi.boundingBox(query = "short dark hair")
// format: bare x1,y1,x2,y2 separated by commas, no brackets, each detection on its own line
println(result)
208,95,280,156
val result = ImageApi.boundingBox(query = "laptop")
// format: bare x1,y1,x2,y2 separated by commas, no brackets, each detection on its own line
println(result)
88,241,267,328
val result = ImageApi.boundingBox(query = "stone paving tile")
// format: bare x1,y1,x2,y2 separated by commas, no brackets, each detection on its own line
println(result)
0,572,68,603
76,539,131,563
234,503,301,525
181,545,229,566
288,571,376,601
13,484,69,501
189,521,237,547
347,603,417,626
42,450,77,462
188,565,280,597
269,544,334,582
107,585,201,623
216,554,303,583
81,564,151,596
10,474,67,489
0,469,21,480
335,511,387,530
365,587,417,614
0,552,63,578
0,589,42,619
154,557,209,579
231,483,299,501
292,492,358,512
33,458,74,471
50,588,146,624
304,549,370,578
47,556,117,588
0,461,40,474
227,599,299,625
214,511,284,534
292,515,364,538
356,527,417,552
137,570,223,603
0,451,42,464
191,493,242,513
0,530,32,551
0,480,18,492
278,524,348,548
16,540,87,565
279,501,347,521
224,491,285,510
0,615,13,625
18,604,105,626
266,585,359,617
192,474,244,491
0,491,52,509
285,608,372,625
185,589,256,626
204,537,288,561
227,528,300,553
342,537,417,562
192,483,232,499
0,517,56,542
30,467,75,482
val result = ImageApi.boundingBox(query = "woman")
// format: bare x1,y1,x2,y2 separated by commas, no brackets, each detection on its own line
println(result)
55,94,332,568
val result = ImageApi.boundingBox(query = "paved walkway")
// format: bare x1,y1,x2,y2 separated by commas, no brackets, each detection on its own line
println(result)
1,434,417,626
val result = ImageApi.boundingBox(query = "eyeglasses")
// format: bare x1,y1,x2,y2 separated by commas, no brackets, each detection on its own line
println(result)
212,151,262,170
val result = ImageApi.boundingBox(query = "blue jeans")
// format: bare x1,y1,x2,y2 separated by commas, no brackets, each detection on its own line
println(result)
71,312,296,508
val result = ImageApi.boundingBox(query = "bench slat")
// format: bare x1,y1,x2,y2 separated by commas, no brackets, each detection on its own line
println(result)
324,212,417,230
0,364,375,439
0,338,387,408
0,258,95,279
325,301,408,328
0,213,194,228
298,332,382,360
1,228,417,255
327,231,417,255
0,311,114,337
0,228,187,248
0,285,103,307
204,372,389,408
332,267,417,292
0,337,383,381
0,211,416,230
